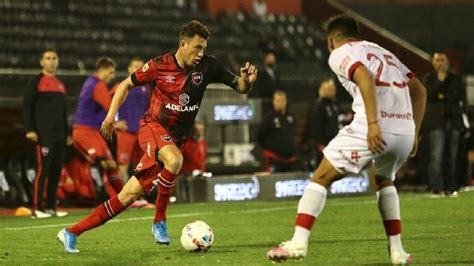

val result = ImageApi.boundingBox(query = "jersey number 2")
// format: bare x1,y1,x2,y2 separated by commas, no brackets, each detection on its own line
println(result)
367,53,406,88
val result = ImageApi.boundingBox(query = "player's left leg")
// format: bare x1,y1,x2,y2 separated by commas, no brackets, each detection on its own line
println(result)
57,176,144,253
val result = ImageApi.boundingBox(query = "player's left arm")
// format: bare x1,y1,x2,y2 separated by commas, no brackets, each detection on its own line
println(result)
353,65,386,154
407,77,427,157
210,56,257,94
236,62,258,94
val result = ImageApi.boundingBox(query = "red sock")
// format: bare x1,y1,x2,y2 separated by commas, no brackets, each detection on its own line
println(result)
383,219,401,236
68,196,127,236
154,168,176,223
295,213,316,230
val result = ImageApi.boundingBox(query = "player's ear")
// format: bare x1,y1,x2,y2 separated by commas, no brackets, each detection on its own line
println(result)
327,37,334,52
179,39,186,49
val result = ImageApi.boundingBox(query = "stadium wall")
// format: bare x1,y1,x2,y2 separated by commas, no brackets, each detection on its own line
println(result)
184,172,373,203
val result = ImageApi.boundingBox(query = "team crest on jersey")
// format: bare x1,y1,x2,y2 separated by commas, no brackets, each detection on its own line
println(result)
41,147,49,156
142,63,149,72
191,72,203,86
161,135,172,142
179,93,190,106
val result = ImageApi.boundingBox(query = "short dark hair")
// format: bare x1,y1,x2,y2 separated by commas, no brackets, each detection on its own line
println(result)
40,48,57,60
324,15,359,38
95,57,116,70
179,20,210,40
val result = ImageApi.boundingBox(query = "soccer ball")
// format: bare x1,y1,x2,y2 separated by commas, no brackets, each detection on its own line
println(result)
180,220,214,252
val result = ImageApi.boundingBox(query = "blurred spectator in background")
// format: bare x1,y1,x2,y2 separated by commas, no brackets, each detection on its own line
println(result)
257,90,296,172
23,49,69,218
309,78,340,167
252,52,281,113
253,0,267,18
180,120,208,175
422,51,467,197
72,57,124,198
177,120,208,202
114,58,149,183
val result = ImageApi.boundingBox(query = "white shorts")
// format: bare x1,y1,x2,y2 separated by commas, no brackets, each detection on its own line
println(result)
323,125,414,181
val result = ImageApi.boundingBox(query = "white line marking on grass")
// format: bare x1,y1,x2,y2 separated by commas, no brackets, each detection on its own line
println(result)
3,197,421,231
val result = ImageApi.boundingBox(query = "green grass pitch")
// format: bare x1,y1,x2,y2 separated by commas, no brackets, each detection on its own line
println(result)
1,192,473,265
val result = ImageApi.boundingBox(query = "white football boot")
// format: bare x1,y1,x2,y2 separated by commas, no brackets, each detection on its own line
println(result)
267,240,307,262
389,247,413,265
32,210,52,219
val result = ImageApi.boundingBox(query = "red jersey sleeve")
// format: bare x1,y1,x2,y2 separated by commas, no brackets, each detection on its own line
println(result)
131,59,157,86
92,81,112,111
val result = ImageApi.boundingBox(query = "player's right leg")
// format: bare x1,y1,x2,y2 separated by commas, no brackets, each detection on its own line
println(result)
372,133,414,264
373,175,413,265
135,122,183,245
152,144,183,245
57,176,144,253
267,157,344,261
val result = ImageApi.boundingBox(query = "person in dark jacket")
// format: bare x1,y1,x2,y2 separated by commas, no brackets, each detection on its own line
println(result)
251,52,281,113
23,49,68,218
422,51,466,197
257,90,296,172
309,78,340,167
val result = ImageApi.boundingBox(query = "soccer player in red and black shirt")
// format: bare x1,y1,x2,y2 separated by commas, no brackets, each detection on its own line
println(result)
23,49,69,218
58,20,257,253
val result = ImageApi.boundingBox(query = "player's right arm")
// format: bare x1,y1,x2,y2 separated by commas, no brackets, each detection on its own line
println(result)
100,76,133,140
101,60,155,139
353,65,386,154
407,77,427,156
23,75,41,142
328,49,385,154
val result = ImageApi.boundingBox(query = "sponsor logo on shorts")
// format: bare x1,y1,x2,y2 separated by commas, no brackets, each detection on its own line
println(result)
345,127,353,134
142,63,149,72
351,151,361,162
191,72,203,86
41,147,49,156
381,111,412,120
161,135,172,142
338,150,358,167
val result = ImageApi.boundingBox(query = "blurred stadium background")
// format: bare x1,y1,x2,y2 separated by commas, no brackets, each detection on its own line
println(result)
0,0,473,208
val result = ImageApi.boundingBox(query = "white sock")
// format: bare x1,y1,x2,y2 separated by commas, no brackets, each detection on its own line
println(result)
377,186,403,250
291,182,327,246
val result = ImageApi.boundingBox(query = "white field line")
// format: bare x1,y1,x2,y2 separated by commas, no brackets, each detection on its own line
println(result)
3,198,423,231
